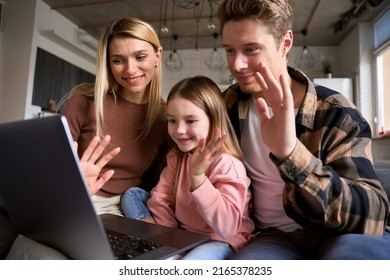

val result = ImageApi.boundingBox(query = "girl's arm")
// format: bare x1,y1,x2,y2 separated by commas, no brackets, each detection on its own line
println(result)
147,153,178,228
190,154,251,239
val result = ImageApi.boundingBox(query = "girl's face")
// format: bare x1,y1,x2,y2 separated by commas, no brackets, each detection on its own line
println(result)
167,95,210,153
109,37,161,103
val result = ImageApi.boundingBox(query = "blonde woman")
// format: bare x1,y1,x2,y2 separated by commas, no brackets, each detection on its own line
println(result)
62,18,168,216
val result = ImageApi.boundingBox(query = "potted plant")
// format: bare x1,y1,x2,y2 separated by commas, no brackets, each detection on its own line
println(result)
320,55,333,78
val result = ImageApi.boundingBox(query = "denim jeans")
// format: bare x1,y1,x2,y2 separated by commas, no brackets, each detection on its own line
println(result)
181,241,234,260
229,227,390,260
121,187,152,220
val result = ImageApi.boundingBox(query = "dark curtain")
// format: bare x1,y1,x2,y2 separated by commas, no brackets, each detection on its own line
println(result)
32,47,95,111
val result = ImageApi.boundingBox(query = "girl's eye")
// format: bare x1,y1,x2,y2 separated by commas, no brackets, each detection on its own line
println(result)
186,119,196,124
167,119,176,124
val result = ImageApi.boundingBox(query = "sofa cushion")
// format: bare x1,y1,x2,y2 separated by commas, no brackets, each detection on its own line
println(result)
374,163,390,202
0,197,18,259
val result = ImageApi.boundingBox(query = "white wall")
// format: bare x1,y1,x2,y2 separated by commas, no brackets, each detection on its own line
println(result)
0,0,35,122
0,0,96,123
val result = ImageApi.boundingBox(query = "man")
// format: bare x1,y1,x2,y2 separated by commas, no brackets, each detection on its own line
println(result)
218,0,390,259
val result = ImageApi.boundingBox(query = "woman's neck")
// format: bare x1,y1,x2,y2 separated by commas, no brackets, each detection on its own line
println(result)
118,89,148,104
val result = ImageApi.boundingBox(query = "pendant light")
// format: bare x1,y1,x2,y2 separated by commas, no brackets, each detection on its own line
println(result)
165,34,183,71
294,29,316,69
205,32,225,71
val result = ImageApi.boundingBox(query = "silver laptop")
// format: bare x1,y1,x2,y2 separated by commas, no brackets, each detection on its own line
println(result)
0,116,209,260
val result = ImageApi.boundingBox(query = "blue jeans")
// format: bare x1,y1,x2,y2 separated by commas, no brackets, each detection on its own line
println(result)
229,227,390,260
181,241,234,260
121,187,152,220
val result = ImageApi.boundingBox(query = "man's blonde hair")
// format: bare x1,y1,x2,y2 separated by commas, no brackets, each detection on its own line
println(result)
217,0,293,47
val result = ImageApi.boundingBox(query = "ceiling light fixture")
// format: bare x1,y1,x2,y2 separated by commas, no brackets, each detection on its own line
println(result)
207,0,216,32
194,18,200,55
205,32,225,71
294,29,316,70
159,0,170,35
165,34,183,71
164,3,183,71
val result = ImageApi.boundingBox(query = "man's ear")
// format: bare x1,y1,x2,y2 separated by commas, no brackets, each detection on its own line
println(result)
281,30,293,55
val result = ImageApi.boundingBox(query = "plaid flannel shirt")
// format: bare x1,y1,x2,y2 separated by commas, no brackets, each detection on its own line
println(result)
223,67,389,235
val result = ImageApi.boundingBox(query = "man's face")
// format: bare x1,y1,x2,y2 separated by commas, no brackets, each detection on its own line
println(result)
222,18,287,96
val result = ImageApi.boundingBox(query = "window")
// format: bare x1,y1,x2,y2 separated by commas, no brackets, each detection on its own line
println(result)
374,8,390,136
375,46,390,135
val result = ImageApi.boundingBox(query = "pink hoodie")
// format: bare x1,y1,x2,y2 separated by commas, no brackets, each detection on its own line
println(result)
147,151,255,251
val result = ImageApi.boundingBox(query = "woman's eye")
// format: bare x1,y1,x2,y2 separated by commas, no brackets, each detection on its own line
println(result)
136,55,147,61
112,58,125,64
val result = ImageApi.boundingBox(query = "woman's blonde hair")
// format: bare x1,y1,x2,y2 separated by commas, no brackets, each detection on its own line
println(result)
92,17,164,139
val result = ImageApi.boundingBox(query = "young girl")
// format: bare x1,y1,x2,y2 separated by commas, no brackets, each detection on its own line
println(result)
123,75,254,259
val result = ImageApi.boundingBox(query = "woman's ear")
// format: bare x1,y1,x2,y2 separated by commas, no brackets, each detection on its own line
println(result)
155,47,163,65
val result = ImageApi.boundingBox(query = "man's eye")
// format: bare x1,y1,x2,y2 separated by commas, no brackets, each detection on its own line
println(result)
245,47,259,54
225,49,235,55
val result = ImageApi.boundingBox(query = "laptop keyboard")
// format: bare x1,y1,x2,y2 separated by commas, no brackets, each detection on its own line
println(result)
106,229,162,259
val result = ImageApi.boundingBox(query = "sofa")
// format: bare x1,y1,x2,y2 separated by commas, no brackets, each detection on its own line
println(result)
374,162,390,205
1,163,390,259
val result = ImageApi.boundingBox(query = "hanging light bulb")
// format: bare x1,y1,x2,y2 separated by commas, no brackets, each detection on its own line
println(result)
160,0,169,35
207,17,216,32
205,32,225,71
165,34,183,71
205,48,225,71
295,29,316,69
194,43,200,56
207,0,216,32
207,22,216,32
165,50,183,71
160,22,169,35
194,18,200,55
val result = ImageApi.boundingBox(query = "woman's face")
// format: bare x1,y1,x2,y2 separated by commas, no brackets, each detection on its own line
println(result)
109,37,161,103
167,96,210,153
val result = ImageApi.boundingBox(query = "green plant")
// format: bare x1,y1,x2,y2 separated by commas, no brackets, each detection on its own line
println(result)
320,55,333,74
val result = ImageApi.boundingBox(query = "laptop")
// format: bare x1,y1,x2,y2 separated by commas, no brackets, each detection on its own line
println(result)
0,115,209,260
